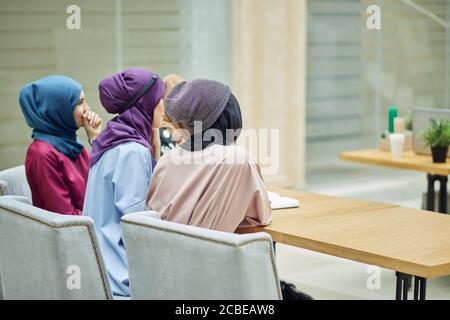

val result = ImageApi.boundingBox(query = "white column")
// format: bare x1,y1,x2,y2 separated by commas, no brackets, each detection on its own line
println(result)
232,0,307,188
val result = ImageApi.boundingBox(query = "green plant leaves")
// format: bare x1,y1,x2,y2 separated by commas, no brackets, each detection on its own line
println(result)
422,118,450,148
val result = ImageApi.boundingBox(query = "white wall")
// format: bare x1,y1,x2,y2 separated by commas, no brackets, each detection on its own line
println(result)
0,0,230,170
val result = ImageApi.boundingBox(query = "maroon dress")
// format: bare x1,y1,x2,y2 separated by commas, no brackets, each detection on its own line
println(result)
25,139,90,215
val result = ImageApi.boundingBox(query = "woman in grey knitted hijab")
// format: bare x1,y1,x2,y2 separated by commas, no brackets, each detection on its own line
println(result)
147,78,271,232
147,78,313,300
163,79,242,151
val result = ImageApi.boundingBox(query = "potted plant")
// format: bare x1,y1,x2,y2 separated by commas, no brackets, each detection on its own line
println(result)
405,110,413,131
422,118,450,163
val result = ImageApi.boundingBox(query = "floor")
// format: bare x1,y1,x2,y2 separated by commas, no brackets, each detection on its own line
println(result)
276,162,450,300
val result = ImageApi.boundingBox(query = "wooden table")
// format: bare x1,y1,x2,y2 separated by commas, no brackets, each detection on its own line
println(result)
340,148,450,213
238,187,450,300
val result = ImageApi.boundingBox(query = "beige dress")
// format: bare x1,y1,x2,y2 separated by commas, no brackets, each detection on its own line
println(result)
146,144,272,232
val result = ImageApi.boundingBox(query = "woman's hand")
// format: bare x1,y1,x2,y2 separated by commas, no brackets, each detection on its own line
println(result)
82,110,102,142
151,128,161,160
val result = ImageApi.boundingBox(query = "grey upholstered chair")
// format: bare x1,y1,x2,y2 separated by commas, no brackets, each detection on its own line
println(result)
0,165,32,299
0,196,113,300
122,211,282,300
0,165,32,200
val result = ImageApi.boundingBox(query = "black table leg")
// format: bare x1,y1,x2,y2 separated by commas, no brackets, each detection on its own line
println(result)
420,277,427,300
427,174,435,212
438,175,448,214
395,272,411,300
426,174,448,214
413,276,427,300
396,272,427,300
396,275,402,300
414,277,419,300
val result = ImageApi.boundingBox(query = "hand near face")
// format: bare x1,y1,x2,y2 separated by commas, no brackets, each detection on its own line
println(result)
73,90,103,143
83,110,103,141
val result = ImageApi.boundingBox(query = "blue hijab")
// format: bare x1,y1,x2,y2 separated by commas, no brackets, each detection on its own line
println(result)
19,75,84,159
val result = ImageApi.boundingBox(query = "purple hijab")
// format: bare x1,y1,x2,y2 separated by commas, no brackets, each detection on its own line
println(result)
90,68,165,166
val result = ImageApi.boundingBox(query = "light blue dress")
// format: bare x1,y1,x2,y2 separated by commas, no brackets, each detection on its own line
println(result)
83,142,152,296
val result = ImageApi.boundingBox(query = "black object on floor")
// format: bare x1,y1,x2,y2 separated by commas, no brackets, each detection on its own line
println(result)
280,280,314,300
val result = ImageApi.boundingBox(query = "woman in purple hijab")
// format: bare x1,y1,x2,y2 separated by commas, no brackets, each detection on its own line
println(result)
83,68,165,297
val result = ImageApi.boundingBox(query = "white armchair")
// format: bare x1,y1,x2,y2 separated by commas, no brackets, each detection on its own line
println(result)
122,211,282,300
0,196,113,300
0,165,31,200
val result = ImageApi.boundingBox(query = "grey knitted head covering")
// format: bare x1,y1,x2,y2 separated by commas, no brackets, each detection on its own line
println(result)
164,79,232,132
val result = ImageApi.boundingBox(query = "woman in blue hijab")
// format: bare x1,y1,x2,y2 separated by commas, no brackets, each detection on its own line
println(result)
19,75,102,215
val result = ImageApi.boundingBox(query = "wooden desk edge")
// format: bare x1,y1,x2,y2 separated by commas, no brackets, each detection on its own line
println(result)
339,149,450,176
240,186,450,278
236,226,449,279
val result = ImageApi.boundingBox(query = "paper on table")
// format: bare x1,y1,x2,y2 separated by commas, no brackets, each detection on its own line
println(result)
268,191,300,210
